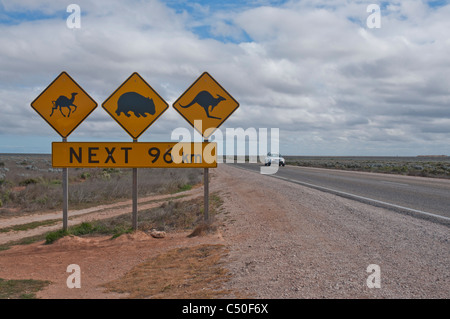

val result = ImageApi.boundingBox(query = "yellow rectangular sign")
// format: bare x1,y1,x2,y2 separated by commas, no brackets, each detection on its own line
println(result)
52,142,217,168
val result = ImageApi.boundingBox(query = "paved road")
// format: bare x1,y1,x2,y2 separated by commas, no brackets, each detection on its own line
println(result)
230,163,450,223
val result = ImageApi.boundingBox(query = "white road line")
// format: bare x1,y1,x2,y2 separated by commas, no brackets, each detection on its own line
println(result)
380,181,410,187
231,164,450,224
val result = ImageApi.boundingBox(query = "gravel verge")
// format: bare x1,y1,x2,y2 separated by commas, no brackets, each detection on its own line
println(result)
214,164,449,298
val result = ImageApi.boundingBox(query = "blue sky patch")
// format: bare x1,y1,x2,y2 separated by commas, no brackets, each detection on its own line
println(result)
0,4,66,25
165,0,287,43
427,0,449,8
166,0,288,14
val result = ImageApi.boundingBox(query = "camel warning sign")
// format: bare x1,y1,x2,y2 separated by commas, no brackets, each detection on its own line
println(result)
102,72,169,140
173,72,239,139
30,71,98,138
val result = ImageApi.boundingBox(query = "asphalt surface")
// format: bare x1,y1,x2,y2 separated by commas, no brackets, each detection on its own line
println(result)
230,163,450,224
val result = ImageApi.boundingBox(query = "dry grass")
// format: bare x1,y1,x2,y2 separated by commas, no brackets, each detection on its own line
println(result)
137,193,224,234
41,193,230,299
188,221,218,238
286,156,450,178
100,193,234,299
103,244,233,299
40,190,223,241
0,154,203,215
0,278,50,299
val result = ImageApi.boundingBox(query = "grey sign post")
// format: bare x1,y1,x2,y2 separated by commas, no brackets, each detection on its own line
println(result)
62,137,69,231
132,139,138,230
203,138,209,222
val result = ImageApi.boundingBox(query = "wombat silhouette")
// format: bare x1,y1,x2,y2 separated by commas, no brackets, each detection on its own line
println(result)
50,92,78,117
180,90,225,120
116,92,156,118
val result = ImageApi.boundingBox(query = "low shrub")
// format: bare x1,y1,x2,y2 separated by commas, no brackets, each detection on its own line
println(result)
44,193,223,244
18,178,40,186
45,229,69,244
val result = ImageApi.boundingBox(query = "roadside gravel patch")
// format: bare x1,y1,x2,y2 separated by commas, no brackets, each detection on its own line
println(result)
213,164,449,298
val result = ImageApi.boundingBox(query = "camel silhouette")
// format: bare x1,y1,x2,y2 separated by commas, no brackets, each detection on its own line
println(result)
50,92,78,117
180,91,225,120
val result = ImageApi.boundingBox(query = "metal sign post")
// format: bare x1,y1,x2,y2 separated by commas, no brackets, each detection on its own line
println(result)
204,139,209,222
62,138,69,231
132,139,138,230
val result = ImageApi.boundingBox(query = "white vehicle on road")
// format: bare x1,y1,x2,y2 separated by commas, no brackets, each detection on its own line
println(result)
264,152,285,166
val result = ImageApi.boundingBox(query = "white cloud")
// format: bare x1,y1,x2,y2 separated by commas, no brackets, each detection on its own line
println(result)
0,0,449,155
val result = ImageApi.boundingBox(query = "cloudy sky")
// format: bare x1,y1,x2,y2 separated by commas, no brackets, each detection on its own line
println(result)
0,0,449,156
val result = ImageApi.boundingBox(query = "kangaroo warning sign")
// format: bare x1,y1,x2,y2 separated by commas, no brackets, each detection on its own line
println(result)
102,72,169,140
30,71,98,138
173,72,239,139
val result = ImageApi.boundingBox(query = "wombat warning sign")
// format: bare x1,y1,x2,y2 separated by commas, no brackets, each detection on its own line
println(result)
102,72,169,140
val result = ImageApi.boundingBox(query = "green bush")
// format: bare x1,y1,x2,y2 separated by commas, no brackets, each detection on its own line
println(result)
0,278,50,299
34,195,48,205
44,221,133,244
80,172,90,180
103,168,120,174
0,190,11,206
45,223,95,244
71,222,95,235
101,171,111,180
45,229,69,244
178,184,192,192
48,179,61,185
19,178,39,186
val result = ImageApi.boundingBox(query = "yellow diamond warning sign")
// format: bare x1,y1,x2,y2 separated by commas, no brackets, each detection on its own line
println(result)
30,71,98,138
173,72,239,139
102,72,169,140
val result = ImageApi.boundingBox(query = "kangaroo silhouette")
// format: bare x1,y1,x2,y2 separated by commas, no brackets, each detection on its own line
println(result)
180,91,225,120
50,92,78,117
